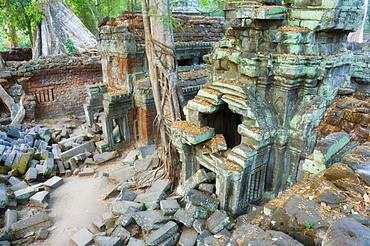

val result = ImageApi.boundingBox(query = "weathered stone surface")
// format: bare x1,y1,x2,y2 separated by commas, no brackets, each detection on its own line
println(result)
71,228,94,246
127,237,146,246
207,210,231,234
147,180,172,194
60,141,96,161
110,225,130,245
160,199,180,216
30,191,49,208
322,217,370,246
323,163,357,181
35,227,49,240
198,183,214,195
42,157,55,175
134,191,166,209
122,150,137,165
12,152,32,175
137,145,156,159
177,169,215,196
117,188,137,202
185,189,219,212
5,209,17,231
24,168,38,182
93,151,119,164
118,206,138,227
284,196,329,229
179,227,198,246
145,221,178,246
11,212,52,239
43,176,64,189
10,181,28,192
174,209,194,227
132,210,169,231
185,204,208,219
79,167,95,177
110,200,143,216
192,219,205,234
315,132,350,163
109,165,137,183
94,236,123,246
0,184,8,208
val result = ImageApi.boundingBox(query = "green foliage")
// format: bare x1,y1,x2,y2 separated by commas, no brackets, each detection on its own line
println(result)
65,0,142,34
64,35,76,56
283,0,291,3
0,0,43,46
304,222,313,229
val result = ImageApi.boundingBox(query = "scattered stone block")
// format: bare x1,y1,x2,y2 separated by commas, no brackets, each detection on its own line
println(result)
57,161,66,175
185,189,219,212
185,204,208,219
0,184,8,208
14,183,43,200
93,151,119,164
30,191,49,208
134,157,155,172
109,166,137,183
110,225,130,245
42,158,55,175
174,209,194,227
24,168,38,182
160,200,180,216
179,227,198,246
127,237,146,246
198,183,214,195
43,176,64,189
110,201,144,216
122,150,137,165
145,221,178,246
132,210,170,231
137,145,156,159
94,236,123,246
158,232,179,246
316,132,350,163
148,180,172,194
8,176,21,186
118,206,138,227
196,230,212,246
10,181,29,192
207,210,231,234
0,241,10,246
177,169,215,196
193,219,205,234
323,217,370,246
60,141,96,161
5,209,17,231
71,228,94,246
11,212,52,239
52,144,62,160
12,152,32,175
0,175,8,184
35,227,49,240
79,168,95,177
117,188,137,202
134,191,166,209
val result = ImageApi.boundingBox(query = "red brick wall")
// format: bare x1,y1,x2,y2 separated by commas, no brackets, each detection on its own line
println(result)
5,55,102,120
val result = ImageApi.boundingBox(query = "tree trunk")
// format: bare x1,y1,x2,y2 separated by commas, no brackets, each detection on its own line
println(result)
142,0,184,183
33,0,97,58
7,23,19,49
348,0,368,43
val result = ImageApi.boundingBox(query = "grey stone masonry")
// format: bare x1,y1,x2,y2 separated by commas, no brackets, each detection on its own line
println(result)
11,211,52,239
184,189,219,212
145,221,179,246
71,228,94,246
207,210,231,234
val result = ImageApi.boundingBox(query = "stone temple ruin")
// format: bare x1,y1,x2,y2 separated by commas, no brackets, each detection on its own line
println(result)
171,0,365,214
84,12,224,150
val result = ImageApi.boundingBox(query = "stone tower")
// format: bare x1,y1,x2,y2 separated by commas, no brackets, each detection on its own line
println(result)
172,0,365,214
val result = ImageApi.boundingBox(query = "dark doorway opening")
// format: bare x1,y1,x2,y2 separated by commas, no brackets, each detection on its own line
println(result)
204,106,242,149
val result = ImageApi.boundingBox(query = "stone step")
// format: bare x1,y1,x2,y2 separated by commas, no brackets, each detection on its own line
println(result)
231,144,255,159
194,95,219,106
208,84,246,98
187,98,219,114
222,95,248,109
197,87,224,105
213,80,248,94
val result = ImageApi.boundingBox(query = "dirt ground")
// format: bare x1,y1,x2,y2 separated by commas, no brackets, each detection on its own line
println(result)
33,160,124,246
27,117,129,245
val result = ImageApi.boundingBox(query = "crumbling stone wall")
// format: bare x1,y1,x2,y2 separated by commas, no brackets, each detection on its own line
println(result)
171,0,365,214
90,13,222,150
0,48,32,61
1,55,102,120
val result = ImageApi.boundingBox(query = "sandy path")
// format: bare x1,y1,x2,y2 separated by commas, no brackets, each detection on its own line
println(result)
31,165,120,246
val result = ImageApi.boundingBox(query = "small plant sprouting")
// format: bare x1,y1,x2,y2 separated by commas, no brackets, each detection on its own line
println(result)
65,35,76,56
304,222,313,229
